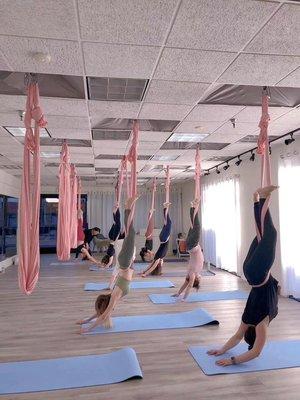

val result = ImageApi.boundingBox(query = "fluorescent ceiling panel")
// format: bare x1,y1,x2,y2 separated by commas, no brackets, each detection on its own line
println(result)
5,126,50,138
168,132,208,142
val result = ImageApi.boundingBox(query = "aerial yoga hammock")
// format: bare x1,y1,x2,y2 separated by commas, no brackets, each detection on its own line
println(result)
78,121,139,332
139,177,156,262
140,167,172,277
70,164,78,250
18,76,46,295
208,88,279,366
57,141,71,261
172,147,204,300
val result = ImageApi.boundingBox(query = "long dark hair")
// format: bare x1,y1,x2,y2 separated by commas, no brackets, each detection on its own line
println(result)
101,254,110,265
140,247,147,262
244,326,256,350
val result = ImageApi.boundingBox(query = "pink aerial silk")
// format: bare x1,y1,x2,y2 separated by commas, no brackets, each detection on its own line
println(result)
69,164,78,248
18,83,47,295
145,178,156,240
116,156,127,208
57,141,71,260
164,166,171,224
256,92,272,240
192,146,201,226
77,177,85,242
126,120,139,232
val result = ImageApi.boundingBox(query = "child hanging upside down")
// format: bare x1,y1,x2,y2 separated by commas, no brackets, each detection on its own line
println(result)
172,198,204,300
76,196,138,332
207,186,279,366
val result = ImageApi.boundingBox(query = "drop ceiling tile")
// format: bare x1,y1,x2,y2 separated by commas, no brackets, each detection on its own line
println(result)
0,36,83,75
139,103,190,120
83,43,159,78
139,141,162,151
218,142,255,154
234,106,291,123
42,98,88,117
186,104,244,122
93,140,128,151
167,0,276,52
144,80,210,105
245,4,300,56
95,159,121,168
218,53,300,86
211,122,258,139
154,48,236,83
89,101,140,126
139,131,170,142
49,128,91,139
203,132,246,144
78,0,177,45
0,112,21,126
47,116,90,129
0,0,78,40
277,67,300,87
174,121,222,135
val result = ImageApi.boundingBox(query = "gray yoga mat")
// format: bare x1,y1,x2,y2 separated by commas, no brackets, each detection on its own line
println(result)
0,348,142,394
189,340,300,375
83,308,219,334
84,280,175,291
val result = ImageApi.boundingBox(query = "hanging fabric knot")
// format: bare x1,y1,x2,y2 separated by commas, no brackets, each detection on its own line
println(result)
31,106,47,128
257,94,270,155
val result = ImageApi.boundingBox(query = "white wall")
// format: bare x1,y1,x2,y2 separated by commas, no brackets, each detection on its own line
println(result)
181,138,300,284
0,170,20,271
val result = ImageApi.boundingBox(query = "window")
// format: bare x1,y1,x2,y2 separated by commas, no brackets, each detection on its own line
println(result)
202,176,241,273
0,195,19,261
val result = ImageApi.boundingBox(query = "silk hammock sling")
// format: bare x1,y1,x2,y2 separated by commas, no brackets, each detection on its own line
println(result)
145,178,157,242
256,89,272,240
18,79,47,295
77,177,85,243
125,120,139,232
192,146,201,225
57,141,71,260
70,164,78,249
164,165,171,223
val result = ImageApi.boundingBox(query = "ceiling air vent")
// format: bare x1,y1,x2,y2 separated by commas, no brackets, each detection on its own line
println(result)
92,130,131,141
95,154,123,160
40,138,92,147
94,118,180,132
95,168,118,174
238,135,277,143
87,77,148,102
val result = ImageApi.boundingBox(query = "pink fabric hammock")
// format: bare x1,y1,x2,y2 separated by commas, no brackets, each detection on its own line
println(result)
18,82,47,295
77,177,85,243
192,146,201,225
116,155,127,208
145,177,156,241
125,120,139,231
69,164,78,249
57,141,71,260
256,92,272,240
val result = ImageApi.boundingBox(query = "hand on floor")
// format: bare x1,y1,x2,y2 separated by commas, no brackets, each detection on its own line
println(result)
207,349,225,356
216,358,232,367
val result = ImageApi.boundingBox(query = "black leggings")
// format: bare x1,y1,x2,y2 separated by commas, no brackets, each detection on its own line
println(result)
243,199,277,285
108,208,121,241
154,208,172,260
186,207,200,251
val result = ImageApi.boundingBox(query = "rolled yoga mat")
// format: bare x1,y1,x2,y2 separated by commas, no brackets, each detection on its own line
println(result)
84,280,175,291
0,348,142,395
149,290,248,304
83,308,219,335
189,340,300,375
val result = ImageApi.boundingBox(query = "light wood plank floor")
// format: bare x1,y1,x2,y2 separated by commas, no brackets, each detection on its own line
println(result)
0,255,299,400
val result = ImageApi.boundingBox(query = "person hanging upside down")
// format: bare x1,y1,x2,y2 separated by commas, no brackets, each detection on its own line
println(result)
75,209,101,265
172,198,204,300
100,206,122,269
140,202,172,277
208,185,279,366
77,196,138,332
140,207,155,262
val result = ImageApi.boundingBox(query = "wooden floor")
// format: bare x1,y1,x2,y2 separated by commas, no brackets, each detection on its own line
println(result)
0,255,299,400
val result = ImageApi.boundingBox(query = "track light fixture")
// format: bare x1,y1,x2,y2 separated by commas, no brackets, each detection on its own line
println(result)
285,134,295,146
250,151,255,162
235,156,242,166
204,171,210,176
230,117,236,129
223,163,229,171
269,146,272,155
216,168,220,174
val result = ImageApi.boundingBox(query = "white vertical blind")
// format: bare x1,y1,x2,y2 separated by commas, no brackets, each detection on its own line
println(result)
201,175,241,273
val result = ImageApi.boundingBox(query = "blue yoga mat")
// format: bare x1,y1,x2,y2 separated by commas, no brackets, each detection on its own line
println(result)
89,265,113,272
189,340,300,375
84,308,219,334
85,280,175,291
0,348,142,394
162,270,215,277
50,262,77,266
149,290,248,304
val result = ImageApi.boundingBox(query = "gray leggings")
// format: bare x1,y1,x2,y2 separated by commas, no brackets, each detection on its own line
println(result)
186,207,200,251
118,209,135,269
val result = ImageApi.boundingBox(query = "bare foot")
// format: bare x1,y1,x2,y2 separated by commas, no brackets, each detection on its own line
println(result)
257,185,279,198
163,202,172,208
253,191,259,202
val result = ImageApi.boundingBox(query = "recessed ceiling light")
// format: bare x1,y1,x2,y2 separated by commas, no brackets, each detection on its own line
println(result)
194,126,204,130
4,127,50,138
168,132,208,143
40,151,60,158
151,155,179,161
45,198,59,203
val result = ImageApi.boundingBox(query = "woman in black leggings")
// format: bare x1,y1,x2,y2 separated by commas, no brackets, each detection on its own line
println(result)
208,186,279,366
100,207,121,268
140,203,172,276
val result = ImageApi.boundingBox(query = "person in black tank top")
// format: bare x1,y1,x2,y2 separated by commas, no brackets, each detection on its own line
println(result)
207,186,279,367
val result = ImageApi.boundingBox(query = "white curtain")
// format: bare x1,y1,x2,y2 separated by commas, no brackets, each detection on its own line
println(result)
87,187,183,249
201,175,241,273
278,153,300,298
